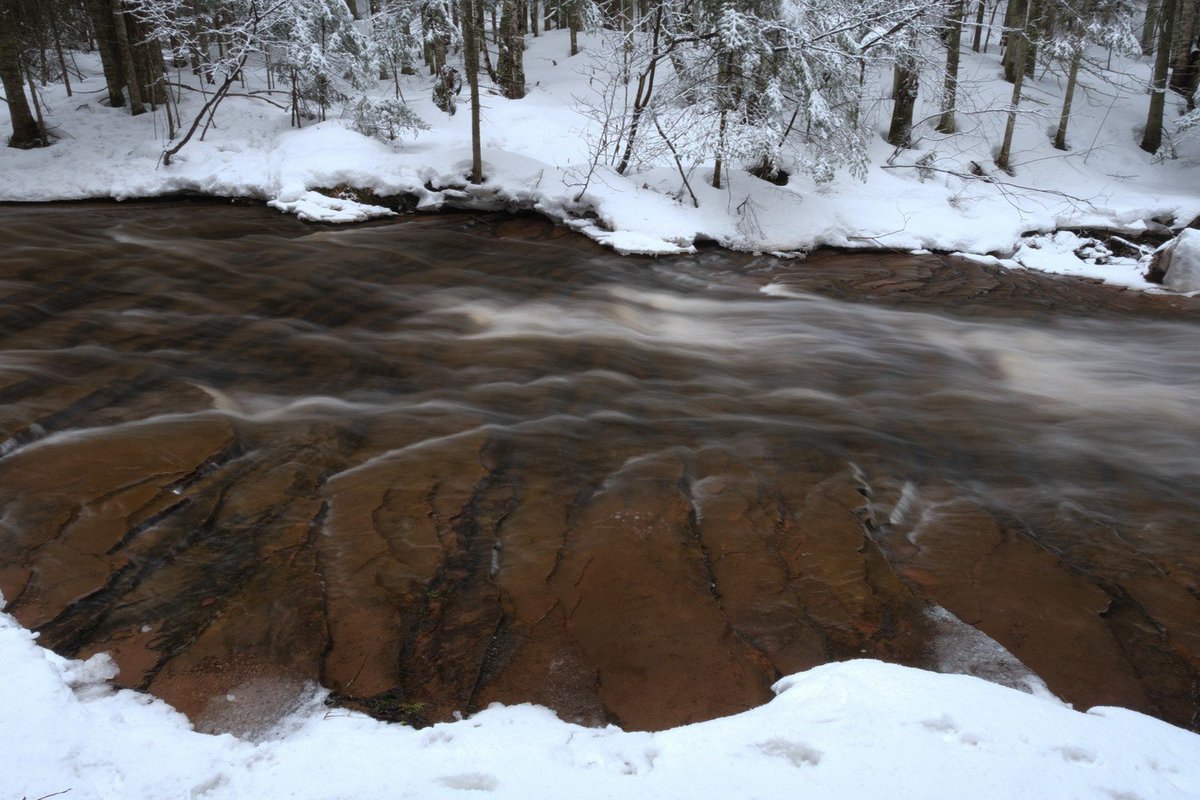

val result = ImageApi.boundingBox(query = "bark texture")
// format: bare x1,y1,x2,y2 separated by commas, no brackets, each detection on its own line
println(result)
496,0,526,99
0,0,44,148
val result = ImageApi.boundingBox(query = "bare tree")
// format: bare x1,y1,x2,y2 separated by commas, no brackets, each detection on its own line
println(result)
997,0,1039,171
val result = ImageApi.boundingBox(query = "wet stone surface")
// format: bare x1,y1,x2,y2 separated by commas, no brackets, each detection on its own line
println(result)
0,201,1198,732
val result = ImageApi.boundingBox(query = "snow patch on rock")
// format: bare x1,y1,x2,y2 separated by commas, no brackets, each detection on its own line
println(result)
268,190,396,223
1157,229,1200,292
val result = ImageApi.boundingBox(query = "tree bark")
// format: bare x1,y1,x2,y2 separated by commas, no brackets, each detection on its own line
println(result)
1169,0,1199,94
1142,0,1179,153
84,0,126,107
972,0,986,52
496,0,526,98
1143,0,1162,55
111,1,145,115
569,3,581,55
132,13,167,107
1053,49,1081,150
997,0,1041,172
1002,0,1025,81
50,10,72,96
462,0,484,182
0,0,44,148
938,0,964,134
887,32,919,147
711,52,734,189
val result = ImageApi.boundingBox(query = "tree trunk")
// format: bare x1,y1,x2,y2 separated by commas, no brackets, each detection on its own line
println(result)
997,1,1035,172
1053,49,1081,150
1142,0,1179,153
85,0,126,107
1053,0,1093,150
1143,0,1162,55
111,2,145,115
462,0,484,183
132,14,167,107
711,52,733,189
615,7,661,175
938,0,964,133
496,0,526,98
1024,0,1042,78
569,3,580,55
887,38,919,147
1169,0,1199,94
712,109,726,189
48,11,72,96
1002,0,1025,81
984,0,1000,53
972,0,986,52
0,0,44,148
531,0,539,35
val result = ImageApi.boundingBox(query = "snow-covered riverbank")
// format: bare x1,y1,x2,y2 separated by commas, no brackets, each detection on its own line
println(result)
2,30,1198,289
3,605,1198,800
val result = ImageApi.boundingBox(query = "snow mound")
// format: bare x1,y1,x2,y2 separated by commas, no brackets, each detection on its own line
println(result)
268,190,395,223
1157,229,1200,292
2,606,1199,800
1011,231,1152,289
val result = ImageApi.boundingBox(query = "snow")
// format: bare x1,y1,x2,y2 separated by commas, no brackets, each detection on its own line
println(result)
267,189,395,223
2,602,1198,800
2,31,1199,292
1010,230,1153,288
1159,228,1200,292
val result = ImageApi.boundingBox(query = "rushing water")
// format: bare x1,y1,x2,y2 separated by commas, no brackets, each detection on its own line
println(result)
0,201,1198,734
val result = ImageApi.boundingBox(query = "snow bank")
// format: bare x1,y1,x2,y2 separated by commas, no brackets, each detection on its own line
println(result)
2,605,1198,800
2,32,1199,293
267,190,395,223
1154,228,1200,292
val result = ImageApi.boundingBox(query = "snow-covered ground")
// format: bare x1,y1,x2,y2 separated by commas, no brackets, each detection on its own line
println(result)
2,30,1199,289
3,604,1198,800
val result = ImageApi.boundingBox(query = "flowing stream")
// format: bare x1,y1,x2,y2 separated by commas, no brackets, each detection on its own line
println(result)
1,201,1197,735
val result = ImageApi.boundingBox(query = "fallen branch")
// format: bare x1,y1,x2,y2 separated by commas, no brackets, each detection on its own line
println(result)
880,163,1099,208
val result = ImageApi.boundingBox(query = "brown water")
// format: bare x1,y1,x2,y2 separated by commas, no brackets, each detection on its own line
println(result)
1,201,1198,734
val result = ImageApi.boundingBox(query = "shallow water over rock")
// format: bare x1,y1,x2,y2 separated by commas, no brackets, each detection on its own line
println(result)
0,201,1197,732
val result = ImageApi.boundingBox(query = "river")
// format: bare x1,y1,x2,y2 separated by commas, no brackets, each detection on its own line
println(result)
0,201,1197,735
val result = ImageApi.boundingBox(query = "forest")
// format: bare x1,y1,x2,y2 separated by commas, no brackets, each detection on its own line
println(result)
3,0,1198,182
